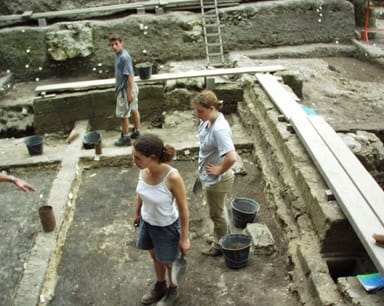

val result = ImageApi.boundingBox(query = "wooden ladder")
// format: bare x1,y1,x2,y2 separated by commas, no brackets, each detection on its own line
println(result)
200,0,225,67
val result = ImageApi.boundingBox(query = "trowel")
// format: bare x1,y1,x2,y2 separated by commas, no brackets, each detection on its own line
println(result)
171,255,187,286
192,177,202,194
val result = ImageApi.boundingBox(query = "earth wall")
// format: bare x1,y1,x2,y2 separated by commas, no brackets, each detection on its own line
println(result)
0,0,355,81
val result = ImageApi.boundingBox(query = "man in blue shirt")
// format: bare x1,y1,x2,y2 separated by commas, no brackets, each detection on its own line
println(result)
110,34,140,146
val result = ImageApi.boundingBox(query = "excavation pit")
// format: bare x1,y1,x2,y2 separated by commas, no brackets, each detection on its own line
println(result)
1,54,384,305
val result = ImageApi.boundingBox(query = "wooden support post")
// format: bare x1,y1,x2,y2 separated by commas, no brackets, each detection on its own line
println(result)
155,6,164,14
325,189,335,201
38,18,47,27
137,6,146,15
205,77,215,90
286,124,295,133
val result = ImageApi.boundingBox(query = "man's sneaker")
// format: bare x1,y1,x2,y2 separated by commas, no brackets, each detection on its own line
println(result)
141,281,168,305
114,135,131,147
156,286,178,306
130,129,140,139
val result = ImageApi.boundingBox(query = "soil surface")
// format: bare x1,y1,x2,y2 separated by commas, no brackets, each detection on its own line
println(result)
50,159,298,306
0,149,299,306
260,56,384,132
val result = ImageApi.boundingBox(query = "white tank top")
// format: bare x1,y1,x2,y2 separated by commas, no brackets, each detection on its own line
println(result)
137,168,179,226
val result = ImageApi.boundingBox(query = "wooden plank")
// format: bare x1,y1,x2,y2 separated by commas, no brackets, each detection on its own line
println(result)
290,112,384,275
308,115,384,224
256,73,305,120
35,65,285,94
36,79,115,94
22,11,33,19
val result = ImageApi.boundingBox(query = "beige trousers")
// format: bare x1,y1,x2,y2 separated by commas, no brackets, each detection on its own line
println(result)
205,170,234,249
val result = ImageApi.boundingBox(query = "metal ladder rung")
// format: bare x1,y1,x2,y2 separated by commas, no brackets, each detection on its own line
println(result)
202,5,216,9
206,32,220,37
206,33,220,37
201,0,225,66
207,43,221,47
204,23,220,28
202,14,217,19
208,52,223,57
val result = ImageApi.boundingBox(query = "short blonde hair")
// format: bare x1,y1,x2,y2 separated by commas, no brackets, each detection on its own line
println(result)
192,90,223,111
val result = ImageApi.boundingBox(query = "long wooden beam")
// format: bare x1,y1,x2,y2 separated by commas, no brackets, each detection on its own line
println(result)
257,72,384,275
35,65,285,95
308,115,384,224
291,112,384,276
256,72,305,120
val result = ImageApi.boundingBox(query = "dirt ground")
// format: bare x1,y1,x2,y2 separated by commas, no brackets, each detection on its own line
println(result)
50,158,298,306
0,151,299,306
259,56,384,133
0,168,58,306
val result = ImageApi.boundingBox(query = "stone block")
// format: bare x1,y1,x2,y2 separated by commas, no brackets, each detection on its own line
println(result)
46,23,94,61
232,152,247,176
245,222,276,255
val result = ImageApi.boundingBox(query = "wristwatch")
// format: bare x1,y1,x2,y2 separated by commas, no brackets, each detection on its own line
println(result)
9,175,15,183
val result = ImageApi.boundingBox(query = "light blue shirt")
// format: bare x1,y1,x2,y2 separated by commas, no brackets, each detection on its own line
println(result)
114,49,135,93
198,113,235,186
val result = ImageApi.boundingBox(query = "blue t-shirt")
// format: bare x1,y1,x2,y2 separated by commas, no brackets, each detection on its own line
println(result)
198,113,235,186
114,49,134,93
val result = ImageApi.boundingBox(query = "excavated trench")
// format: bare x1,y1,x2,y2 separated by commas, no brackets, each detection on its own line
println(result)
1,1,384,305
2,65,384,305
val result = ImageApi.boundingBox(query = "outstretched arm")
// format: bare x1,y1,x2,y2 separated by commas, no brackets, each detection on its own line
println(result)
0,173,35,192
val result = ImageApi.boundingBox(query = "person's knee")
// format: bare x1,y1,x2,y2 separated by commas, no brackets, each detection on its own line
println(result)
149,249,157,260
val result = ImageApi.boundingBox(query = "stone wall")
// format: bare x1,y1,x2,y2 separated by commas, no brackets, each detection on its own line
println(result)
0,0,355,81
33,85,166,133
32,81,243,134
238,79,368,304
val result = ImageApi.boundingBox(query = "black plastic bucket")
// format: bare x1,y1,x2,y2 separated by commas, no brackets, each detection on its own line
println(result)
231,197,260,229
219,234,252,269
25,135,44,156
83,131,101,149
136,63,152,80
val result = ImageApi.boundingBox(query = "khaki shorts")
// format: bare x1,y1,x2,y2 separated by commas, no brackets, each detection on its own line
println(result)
115,84,139,118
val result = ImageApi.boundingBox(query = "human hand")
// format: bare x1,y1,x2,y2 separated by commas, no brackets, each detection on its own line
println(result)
205,163,221,176
133,215,140,228
14,178,35,192
179,237,191,256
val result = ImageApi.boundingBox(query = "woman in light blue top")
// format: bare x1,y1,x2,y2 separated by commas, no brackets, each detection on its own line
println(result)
133,134,190,305
192,90,237,256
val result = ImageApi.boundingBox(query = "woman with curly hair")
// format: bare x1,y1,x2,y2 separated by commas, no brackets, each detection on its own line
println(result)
133,134,190,305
